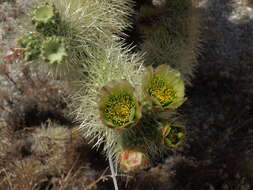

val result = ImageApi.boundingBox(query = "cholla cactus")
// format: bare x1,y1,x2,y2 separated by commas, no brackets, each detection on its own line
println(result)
17,0,199,175
41,36,67,64
143,64,186,110
73,41,188,166
72,41,145,158
98,80,142,130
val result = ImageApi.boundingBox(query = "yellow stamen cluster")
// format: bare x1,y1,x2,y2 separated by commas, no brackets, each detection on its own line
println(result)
148,76,176,107
104,93,135,127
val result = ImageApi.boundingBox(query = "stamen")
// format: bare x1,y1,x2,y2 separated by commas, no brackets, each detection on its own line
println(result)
104,93,135,126
148,76,176,106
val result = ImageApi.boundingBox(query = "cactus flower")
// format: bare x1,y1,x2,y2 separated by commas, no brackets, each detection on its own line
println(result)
32,3,61,36
143,64,186,110
160,123,185,148
41,37,67,64
98,80,142,130
119,148,149,172
18,32,42,61
32,3,55,24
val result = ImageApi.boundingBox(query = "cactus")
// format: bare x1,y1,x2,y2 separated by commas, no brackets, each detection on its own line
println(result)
17,0,199,174
68,0,198,170
72,41,146,159
18,0,136,80
72,40,187,166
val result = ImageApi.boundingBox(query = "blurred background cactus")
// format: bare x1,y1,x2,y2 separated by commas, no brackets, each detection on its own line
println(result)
18,32,42,61
17,0,135,81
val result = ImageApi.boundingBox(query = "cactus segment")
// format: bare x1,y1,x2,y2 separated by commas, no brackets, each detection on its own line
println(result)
98,80,142,130
143,64,186,110
41,36,67,64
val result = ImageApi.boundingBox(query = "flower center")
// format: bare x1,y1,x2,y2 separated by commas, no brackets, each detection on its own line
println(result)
148,76,176,106
104,93,135,127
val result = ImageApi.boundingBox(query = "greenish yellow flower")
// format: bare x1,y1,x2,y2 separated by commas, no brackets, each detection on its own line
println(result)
18,32,42,61
98,80,142,130
32,3,61,36
32,3,55,24
41,36,67,64
119,148,149,172
160,123,185,148
143,64,186,110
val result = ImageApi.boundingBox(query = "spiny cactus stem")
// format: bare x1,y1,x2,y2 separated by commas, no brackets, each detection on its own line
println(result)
109,153,119,190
